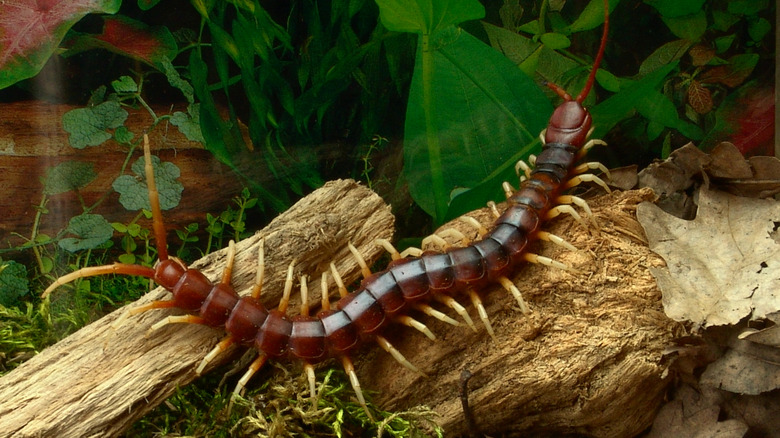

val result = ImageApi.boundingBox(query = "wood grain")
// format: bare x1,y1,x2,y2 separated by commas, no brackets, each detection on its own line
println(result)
0,179,394,438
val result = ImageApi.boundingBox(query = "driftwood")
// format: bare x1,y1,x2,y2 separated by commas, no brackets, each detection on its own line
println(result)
359,188,682,437
0,183,680,437
0,101,243,248
0,179,394,438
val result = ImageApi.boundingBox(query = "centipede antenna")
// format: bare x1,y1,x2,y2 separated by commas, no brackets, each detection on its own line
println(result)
537,231,578,252
524,252,578,274
375,238,402,260
329,263,349,298
498,276,530,313
221,240,236,284
250,240,265,299
468,289,496,342
376,335,426,376
143,134,169,262
434,294,476,331
149,314,205,332
279,260,296,313
42,264,156,299
575,0,609,103
300,275,309,317
347,242,372,279
320,271,331,311
197,335,235,375
395,314,436,340
341,356,374,421
564,173,612,194
234,353,269,398
304,363,317,399
414,303,461,327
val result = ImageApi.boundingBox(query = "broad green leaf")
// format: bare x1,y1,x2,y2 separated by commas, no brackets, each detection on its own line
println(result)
748,18,771,42
375,0,484,34
112,155,183,211
566,0,620,33
43,161,96,195
644,0,705,18
0,261,29,307
727,0,769,16
446,62,681,221
59,214,114,252
0,0,121,89
661,10,707,41
540,33,570,50
161,57,194,103
62,101,128,149
137,0,163,10
404,26,551,222
635,90,703,140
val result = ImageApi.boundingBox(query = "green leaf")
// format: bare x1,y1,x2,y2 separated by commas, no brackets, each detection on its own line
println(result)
375,0,485,34
111,75,138,93
0,0,122,90
404,26,551,222
160,57,195,104
59,214,114,252
113,125,135,144
170,104,205,143
644,0,705,18
566,0,618,33
727,0,769,16
112,155,184,211
661,10,707,41
635,90,703,140
638,39,692,76
137,0,163,10
540,33,570,50
0,261,29,307
62,101,128,149
748,17,771,42
43,161,97,195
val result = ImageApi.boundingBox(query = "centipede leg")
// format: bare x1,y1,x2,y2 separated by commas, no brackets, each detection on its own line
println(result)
572,161,612,180
196,335,236,375
376,335,426,376
434,294,476,331
577,138,608,158
467,289,496,342
414,303,462,327
498,276,530,314
546,204,587,228
233,353,269,399
537,231,578,252
564,173,611,193
394,314,436,340
341,356,374,421
347,242,372,279
523,252,579,274
556,195,598,228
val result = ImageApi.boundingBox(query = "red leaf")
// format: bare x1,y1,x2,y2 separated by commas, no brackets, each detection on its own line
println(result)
0,0,121,89
92,16,176,67
705,82,774,156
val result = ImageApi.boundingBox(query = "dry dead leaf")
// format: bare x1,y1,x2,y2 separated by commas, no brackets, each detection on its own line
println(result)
646,384,749,438
637,187,780,327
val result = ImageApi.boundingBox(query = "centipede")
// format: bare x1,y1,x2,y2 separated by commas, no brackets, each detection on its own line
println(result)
42,0,612,426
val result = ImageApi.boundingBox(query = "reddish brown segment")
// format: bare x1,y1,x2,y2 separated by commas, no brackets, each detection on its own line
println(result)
43,0,612,400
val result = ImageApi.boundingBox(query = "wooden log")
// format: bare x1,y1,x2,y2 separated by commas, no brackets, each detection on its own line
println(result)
0,101,243,249
0,179,394,438
358,188,682,437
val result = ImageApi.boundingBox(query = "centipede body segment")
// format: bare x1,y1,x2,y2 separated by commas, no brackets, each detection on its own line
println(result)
42,0,614,423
